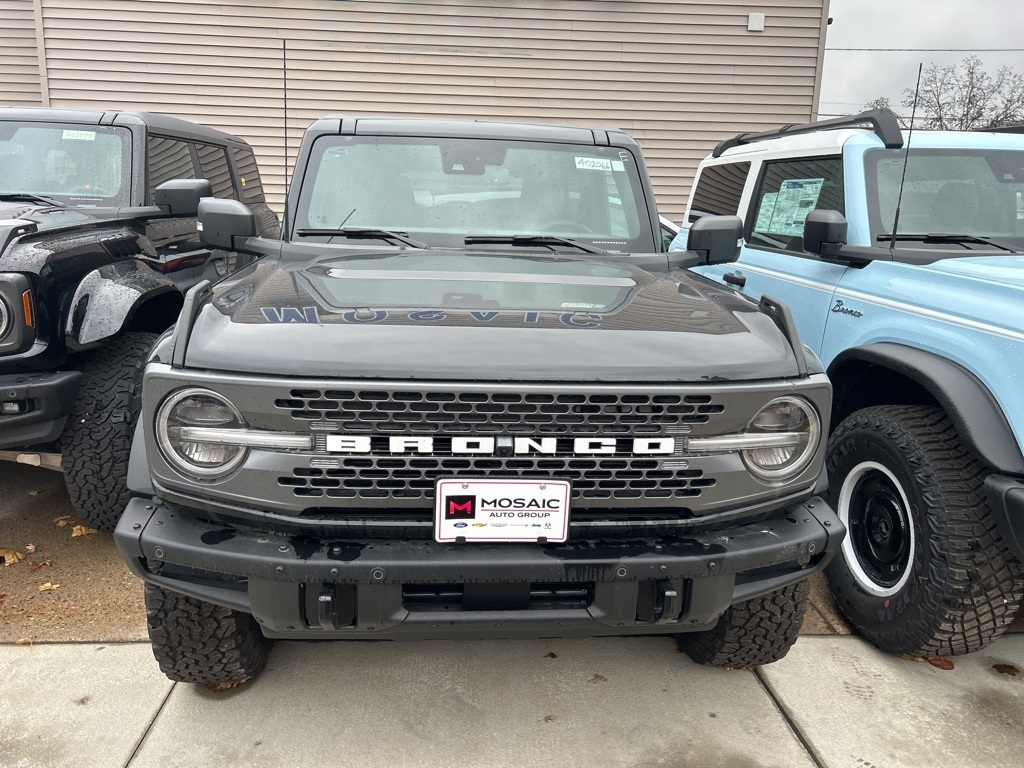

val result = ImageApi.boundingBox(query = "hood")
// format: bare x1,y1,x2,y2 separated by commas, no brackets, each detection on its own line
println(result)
0,201,95,252
923,254,1024,289
183,250,802,382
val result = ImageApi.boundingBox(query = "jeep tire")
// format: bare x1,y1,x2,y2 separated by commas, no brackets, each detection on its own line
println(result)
60,332,157,531
676,580,809,667
145,584,273,685
825,405,1023,656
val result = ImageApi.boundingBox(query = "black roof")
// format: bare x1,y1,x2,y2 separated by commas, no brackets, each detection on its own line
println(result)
0,105,247,146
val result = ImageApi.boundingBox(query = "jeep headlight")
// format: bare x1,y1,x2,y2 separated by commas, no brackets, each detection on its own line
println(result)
156,388,248,478
741,397,820,482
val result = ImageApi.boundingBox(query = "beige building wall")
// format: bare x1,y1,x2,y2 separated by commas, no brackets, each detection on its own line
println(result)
6,0,829,219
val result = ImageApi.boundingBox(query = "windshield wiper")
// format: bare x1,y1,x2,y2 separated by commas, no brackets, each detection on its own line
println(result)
296,227,427,249
878,233,1019,253
463,234,608,255
0,192,64,207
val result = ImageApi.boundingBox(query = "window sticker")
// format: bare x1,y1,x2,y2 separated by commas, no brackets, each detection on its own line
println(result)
756,178,823,236
754,193,778,232
611,160,625,172
62,130,96,141
575,156,612,172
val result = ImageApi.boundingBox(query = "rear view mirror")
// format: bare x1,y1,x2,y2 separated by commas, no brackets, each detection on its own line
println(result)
198,198,256,251
154,179,212,217
687,215,742,265
803,210,847,258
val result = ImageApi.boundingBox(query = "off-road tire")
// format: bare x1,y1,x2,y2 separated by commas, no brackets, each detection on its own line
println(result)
676,580,809,667
60,332,157,531
825,405,1023,656
145,584,273,684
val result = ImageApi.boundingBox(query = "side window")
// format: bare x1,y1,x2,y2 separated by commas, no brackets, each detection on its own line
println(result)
748,157,844,253
231,147,265,203
195,143,234,199
147,135,196,199
687,161,751,223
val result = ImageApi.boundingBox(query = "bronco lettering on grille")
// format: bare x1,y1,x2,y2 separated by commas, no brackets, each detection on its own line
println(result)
323,435,676,455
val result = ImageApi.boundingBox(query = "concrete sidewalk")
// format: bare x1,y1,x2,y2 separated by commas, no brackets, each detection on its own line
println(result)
1,635,1021,768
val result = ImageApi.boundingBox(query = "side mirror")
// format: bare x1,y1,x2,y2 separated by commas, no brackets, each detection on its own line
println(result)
687,215,742,265
153,179,212,217
803,210,848,258
198,198,256,250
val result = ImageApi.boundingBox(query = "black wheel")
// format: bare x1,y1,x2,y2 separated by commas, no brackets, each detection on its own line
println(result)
825,405,1023,656
145,584,272,685
60,332,157,531
676,580,809,667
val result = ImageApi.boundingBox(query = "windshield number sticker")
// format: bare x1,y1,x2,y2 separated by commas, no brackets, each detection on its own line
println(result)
62,130,96,141
575,156,612,172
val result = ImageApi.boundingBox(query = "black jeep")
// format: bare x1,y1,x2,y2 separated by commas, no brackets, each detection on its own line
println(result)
0,107,278,529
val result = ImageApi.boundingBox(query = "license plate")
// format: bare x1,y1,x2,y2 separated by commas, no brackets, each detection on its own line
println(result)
435,479,571,543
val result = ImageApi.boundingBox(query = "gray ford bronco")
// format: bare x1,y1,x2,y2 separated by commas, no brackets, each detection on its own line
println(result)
114,116,845,684
0,107,278,530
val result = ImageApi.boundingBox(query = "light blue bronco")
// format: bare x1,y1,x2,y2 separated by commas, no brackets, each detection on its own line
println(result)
670,109,1024,656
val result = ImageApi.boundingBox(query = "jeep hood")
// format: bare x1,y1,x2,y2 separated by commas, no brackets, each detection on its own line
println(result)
182,251,803,382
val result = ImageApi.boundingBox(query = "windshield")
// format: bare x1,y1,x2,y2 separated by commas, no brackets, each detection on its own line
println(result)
0,122,131,206
865,148,1024,249
294,135,655,252
304,253,639,313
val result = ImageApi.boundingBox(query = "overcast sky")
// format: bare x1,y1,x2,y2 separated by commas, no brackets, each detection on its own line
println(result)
819,0,1024,119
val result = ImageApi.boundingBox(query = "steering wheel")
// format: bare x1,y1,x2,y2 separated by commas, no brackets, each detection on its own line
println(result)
538,219,594,234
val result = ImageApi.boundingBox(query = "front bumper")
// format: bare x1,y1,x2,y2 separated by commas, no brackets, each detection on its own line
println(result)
0,370,81,449
115,496,843,640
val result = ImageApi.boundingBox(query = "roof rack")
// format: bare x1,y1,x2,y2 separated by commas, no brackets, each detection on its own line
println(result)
711,108,904,157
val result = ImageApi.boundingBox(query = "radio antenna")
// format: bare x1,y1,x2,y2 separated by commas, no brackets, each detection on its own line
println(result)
282,38,291,235
889,63,923,250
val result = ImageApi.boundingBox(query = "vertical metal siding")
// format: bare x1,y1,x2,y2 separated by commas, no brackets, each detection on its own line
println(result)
0,0,42,105
32,0,826,220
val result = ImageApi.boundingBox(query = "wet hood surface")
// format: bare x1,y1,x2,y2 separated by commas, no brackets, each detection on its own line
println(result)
184,250,801,382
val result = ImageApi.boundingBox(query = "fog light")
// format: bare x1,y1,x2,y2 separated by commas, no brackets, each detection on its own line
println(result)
1,400,28,415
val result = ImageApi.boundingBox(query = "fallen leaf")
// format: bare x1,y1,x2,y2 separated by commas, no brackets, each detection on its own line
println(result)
206,679,249,692
30,559,52,572
15,638,32,646
589,674,609,683
0,594,6,605
24,544,36,554
900,654,926,663
927,657,955,671
542,715,557,723
1,549,25,566
993,663,1020,677
544,652,557,659
71,525,97,538
38,582,60,592
54,515,73,527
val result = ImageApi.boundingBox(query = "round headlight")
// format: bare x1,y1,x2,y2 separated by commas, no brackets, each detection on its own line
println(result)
0,296,10,341
742,396,821,483
156,388,247,478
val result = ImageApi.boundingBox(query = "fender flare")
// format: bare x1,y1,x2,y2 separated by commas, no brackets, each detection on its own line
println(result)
65,260,180,349
828,342,1024,475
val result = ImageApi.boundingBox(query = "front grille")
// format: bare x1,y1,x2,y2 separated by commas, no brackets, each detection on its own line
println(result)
276,389,724,435
269,386,725,509
279,457,715,502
